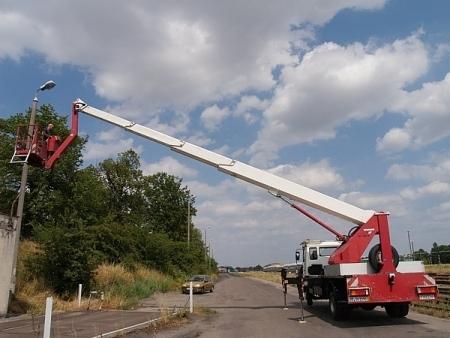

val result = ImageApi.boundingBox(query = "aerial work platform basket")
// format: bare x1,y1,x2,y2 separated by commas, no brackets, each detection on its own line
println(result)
10,125,60,168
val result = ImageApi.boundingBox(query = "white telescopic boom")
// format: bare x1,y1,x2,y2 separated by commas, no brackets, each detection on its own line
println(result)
76,100,375,225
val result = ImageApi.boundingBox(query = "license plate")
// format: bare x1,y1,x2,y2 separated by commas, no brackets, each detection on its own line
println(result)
348,297,369,303
419,294,435,300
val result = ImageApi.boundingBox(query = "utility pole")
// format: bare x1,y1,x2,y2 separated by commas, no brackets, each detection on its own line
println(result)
407,230,413,259
10,81,56,293
187,199,190,249
204,228,207,262
208,241,211,269
210,247,214,269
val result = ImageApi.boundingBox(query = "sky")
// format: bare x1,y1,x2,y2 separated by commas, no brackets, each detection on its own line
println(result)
1,0,450,267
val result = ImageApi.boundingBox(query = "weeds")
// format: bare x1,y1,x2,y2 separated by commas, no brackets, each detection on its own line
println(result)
94,263,177,309
241,271,281,284
12,241,178,314
425,264,450,274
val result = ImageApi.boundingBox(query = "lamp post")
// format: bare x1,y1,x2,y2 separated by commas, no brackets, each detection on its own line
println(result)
407,230,413,259
187,199,190,249
204,226,211,263
11,81,56,292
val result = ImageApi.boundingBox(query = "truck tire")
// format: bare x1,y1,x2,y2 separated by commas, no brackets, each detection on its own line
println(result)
368,244,400,272
328,289,350,320
306,292,313,306
385,303,409,318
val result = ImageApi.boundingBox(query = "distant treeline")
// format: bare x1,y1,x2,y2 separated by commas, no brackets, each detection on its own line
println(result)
235,265,263,272
406,243,450,264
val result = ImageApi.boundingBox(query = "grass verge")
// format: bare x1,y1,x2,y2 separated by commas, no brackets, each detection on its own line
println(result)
11,241,178,314
94,263,177,309
425,264,450,274
240,271,281,284
411,302,450,319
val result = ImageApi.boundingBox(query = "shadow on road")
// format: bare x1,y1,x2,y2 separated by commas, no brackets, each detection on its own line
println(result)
289,301,426,328
207,305,295,310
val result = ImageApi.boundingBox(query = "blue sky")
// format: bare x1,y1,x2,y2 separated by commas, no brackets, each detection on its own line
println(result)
1,1,450,266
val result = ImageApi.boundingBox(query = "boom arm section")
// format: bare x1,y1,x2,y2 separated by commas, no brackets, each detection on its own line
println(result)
75,99,375,225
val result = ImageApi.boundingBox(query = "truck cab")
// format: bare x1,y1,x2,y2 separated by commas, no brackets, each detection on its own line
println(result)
296,239,344,312
299,239,341,277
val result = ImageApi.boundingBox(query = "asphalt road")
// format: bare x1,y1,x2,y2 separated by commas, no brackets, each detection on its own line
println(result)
0,310,161,338
134,273,450,338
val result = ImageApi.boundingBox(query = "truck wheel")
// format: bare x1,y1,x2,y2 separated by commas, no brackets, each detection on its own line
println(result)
329,291,349,320
210,286,214,293
368,244,400,272
306,293,313,306
385,303,409,318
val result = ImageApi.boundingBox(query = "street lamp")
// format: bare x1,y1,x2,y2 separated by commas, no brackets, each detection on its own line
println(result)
39,80,56,92
11,80,56,291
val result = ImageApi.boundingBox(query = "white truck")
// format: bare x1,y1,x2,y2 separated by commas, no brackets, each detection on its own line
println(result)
12,99,439,320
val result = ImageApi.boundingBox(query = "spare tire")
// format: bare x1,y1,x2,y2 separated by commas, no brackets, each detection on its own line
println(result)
368,244,399,272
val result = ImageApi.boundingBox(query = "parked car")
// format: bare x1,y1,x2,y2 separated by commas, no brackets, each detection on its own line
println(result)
181,275,214,294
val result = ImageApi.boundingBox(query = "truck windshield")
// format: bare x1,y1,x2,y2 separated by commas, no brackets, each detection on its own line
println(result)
319,247,337,256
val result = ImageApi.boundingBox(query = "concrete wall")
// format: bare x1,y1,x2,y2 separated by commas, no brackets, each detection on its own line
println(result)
0,213,18,316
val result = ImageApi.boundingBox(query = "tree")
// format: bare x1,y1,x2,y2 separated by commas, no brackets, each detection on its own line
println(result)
97,150,147,225
431,243,450,264
142,172,196,241
413,249,430,264
36,225,100,295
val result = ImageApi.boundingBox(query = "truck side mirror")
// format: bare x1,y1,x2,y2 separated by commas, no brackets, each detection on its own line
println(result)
295,250,300,262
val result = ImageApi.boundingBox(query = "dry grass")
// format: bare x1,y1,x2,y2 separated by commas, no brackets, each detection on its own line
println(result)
134,309,189,336
411,303,450,319
240,271,281,284
93,263,177,310
14,279,103,314
132,306,215,336
12,241,177,314
425,264,450,274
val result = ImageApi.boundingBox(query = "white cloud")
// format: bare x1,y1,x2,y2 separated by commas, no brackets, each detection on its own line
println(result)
433,43,450,62
268,159,345,191
233,95,270,124
1,1,386,120
183,132,214,147
249,33,428,165
400,181,450,200
339,191,407,216
200,105,230,131
376,128,411,153
377,73,450,153
142,156,198,178
387,155,450,181
429,200,450,222
83,128,143,161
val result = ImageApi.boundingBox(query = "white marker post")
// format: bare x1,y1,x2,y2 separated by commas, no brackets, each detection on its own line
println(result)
43,297,53,338
78,284,82,307
189,281,193,313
